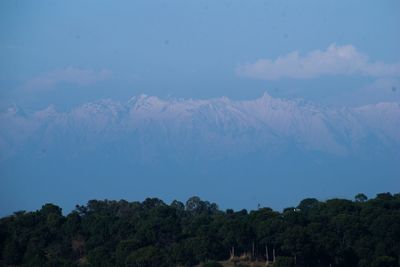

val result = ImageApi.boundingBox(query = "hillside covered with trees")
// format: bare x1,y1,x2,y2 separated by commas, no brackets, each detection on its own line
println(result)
1,193,399,267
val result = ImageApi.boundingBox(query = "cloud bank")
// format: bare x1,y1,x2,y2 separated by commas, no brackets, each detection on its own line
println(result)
23,67,111,90
236,44,400,80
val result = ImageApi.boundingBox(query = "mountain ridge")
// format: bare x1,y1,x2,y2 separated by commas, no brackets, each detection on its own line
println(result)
1,93,399,161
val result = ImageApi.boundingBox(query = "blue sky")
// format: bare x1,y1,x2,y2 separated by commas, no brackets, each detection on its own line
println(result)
0,0,400,214
1,0,399,109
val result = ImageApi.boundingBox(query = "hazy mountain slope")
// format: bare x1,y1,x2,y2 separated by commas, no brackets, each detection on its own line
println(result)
1,93,399,161
1,94,399,215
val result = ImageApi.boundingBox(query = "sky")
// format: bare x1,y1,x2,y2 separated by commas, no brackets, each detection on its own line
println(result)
0,0,399,215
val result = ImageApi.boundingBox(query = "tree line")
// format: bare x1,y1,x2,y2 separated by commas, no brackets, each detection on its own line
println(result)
0,193,399,267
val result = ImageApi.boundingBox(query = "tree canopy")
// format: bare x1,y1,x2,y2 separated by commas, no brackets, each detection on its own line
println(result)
1,193,399,267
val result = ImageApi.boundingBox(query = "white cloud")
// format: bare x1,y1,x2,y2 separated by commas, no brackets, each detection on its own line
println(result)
23,67,112,90
236,44,400,80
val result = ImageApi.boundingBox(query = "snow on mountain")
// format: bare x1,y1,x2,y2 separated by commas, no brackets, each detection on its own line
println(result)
1,94,399,161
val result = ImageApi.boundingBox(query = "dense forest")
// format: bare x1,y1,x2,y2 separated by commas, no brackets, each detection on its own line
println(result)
0,193,399,267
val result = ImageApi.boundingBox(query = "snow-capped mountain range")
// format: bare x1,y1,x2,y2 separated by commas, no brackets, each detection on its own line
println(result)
1,93,399,161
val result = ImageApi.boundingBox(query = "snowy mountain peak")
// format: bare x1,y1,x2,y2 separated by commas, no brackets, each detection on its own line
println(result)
0,94,399,161
5,103,28,118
